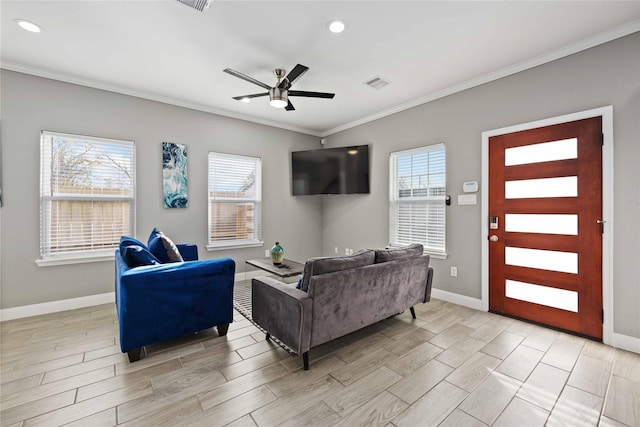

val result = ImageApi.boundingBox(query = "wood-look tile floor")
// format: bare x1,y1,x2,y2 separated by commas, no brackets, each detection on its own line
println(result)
1,299,639,426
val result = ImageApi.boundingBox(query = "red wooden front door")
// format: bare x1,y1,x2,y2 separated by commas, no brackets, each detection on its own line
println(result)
489,117,603,340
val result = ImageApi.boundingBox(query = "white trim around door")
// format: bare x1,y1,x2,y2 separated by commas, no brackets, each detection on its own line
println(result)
481,106,614,346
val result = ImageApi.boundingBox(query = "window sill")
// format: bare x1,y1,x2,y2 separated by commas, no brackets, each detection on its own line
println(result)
206,241,264,252
427,251,448,260
36,252,115,267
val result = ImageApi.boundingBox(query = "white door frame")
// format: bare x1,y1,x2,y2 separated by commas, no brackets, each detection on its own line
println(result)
481,106,614,345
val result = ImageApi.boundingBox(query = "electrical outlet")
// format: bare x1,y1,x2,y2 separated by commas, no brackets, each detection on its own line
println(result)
334,246,339,254
265,249,270,257
345,248,350,255
450,266,458,277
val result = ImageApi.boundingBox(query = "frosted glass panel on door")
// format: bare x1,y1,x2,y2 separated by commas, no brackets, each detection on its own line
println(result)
505,138,577,166
505,247,578,274
505,214,578,235
506,280,578,312
505,176,577,199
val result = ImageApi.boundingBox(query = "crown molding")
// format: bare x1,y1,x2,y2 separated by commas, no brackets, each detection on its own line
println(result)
2,19,638,139
321,19,640,137
0,61,322,137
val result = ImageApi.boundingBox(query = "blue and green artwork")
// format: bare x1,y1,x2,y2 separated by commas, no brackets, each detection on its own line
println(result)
163,142,188,208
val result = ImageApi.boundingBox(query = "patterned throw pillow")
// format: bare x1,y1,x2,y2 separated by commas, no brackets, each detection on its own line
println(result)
147,228,184,263
119,235,147,253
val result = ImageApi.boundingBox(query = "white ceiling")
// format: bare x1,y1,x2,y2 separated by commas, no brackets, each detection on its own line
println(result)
2,1,639,136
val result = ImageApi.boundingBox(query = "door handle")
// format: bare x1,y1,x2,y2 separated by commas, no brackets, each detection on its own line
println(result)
489,235,499,242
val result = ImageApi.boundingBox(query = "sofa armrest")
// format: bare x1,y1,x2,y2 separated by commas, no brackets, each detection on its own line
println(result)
251,276,312,355
425,266,434,302
177,244,198,261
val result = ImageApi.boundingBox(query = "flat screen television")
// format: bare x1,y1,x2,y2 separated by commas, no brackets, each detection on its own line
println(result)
291,145,370,196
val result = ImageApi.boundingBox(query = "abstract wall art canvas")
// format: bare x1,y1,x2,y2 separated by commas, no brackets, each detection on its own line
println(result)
163,142,188,208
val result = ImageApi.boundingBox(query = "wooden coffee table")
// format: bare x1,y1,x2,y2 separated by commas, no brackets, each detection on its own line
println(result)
245,257,304,279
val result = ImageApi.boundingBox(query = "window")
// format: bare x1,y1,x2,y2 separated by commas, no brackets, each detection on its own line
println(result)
207,152,262,249
39,131,135,262
389,143,446,256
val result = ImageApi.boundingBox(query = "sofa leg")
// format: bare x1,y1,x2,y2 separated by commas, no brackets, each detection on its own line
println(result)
265,333,271,341
303,352,309,370
410,306,416,319
217,323,230,336
127,348,142,362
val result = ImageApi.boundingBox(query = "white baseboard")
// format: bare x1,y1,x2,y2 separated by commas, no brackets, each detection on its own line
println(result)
431,288,484,311
235,270,265,283
612,332,640,354
431,288,639,355
0,292,115,322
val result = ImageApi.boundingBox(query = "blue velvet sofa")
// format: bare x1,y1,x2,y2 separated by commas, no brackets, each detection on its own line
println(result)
115,241,235,362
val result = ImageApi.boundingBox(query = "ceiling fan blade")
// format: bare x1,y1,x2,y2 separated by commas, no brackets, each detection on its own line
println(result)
279,64,309,88
288,90,335,99
285,100,295,111
223,68,271,90
232,93,269,100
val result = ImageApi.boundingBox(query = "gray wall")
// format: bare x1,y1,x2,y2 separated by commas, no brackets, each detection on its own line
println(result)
0,70,322,308
322,33,640,339
1,33,638,340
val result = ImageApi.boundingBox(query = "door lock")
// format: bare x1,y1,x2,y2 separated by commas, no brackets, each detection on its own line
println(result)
489,235,499,242
490,216,499,230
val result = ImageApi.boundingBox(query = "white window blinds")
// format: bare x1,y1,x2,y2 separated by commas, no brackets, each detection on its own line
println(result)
389,143,446,255
40,131,135,259
208,152,262,249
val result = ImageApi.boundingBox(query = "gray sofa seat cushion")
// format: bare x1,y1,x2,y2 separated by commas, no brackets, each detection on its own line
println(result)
374,243,423,263
300,249,375,292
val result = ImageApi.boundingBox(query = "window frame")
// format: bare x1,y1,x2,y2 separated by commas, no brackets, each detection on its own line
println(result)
38,130,136,266
389,143,447,259
207,151,263,251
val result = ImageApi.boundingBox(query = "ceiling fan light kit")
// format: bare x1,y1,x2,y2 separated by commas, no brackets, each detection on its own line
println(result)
224,64,335,111
269,88,288,108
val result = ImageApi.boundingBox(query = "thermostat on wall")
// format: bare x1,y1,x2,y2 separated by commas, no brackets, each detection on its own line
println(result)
463,181,478,193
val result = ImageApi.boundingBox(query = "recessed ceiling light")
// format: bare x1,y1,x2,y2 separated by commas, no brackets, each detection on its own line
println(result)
327,19,346,34
14,19,42,33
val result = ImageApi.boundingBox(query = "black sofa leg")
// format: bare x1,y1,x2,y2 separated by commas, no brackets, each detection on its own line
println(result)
127,348,142,362
217,323,229,336
410,306,416,319
265,333,271,341
303,352,309,370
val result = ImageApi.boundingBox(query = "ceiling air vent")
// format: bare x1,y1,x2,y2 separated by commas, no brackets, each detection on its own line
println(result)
176,0,212,12
364,76,391,90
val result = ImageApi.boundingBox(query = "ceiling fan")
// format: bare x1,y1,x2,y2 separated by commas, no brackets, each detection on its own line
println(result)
223,64,335,111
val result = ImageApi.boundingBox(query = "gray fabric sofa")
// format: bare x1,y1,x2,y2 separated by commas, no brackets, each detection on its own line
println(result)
251,244,434,369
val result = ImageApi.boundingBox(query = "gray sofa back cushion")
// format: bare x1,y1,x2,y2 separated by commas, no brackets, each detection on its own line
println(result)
374,243,423,263
300,250,375,292
307,254,431,347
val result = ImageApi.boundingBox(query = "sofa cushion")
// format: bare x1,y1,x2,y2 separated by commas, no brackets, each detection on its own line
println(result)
375,244,423,263
122,245,161,268
148,228,184,263
300,249,375,292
